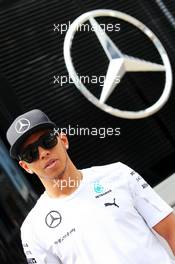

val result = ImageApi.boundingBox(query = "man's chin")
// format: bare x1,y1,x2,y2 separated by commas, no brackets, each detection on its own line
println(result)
41,155,68,180
41,167,66,180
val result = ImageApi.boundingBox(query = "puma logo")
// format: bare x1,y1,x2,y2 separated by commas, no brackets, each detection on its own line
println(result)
104,198,119,208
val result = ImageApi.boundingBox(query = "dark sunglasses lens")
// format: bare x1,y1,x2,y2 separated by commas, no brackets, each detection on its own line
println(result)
20,131,58,163
21,146,38,163
41,133,58,149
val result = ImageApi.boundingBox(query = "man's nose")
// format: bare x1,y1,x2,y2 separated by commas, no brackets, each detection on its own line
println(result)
38,146,50,160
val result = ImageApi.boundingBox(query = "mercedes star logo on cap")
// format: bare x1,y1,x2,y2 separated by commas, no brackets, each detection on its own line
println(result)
45,211,62,228
15,118,30,134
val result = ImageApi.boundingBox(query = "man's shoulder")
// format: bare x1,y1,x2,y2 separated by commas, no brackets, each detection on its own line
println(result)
81,161,130,181
84,161,128,172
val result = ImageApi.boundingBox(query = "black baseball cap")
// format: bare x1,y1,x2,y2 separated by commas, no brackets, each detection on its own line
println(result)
6,109,56,159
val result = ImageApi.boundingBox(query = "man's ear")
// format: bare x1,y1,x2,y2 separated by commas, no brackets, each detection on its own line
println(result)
19,160,34,174
59,133,69,149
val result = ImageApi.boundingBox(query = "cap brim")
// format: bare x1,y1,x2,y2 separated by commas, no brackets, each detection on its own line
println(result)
10,122,56,159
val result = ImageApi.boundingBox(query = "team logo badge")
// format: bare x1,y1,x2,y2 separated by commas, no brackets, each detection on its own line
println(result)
15,118,30,133
45,210,62,228
94,181,104,193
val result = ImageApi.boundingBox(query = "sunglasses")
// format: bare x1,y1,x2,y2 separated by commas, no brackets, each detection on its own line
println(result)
18,130,58,163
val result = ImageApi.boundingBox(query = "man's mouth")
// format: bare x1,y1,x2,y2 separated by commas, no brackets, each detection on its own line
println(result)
44,159,58,169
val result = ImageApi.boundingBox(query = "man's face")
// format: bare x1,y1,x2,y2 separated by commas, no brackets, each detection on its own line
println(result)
19,128,69,180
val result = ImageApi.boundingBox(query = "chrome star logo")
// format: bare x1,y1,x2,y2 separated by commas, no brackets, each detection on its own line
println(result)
45,211,62,228
64,9,173,119
15,118,30,133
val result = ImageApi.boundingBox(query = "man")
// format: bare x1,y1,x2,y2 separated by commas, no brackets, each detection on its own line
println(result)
6,109,175,264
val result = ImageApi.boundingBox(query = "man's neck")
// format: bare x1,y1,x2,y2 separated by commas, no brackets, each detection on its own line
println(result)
43,161,83,198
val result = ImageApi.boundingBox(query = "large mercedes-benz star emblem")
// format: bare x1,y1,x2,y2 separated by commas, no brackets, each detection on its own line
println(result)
45,211,62,228
15,118,30,133
64,9,173,119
